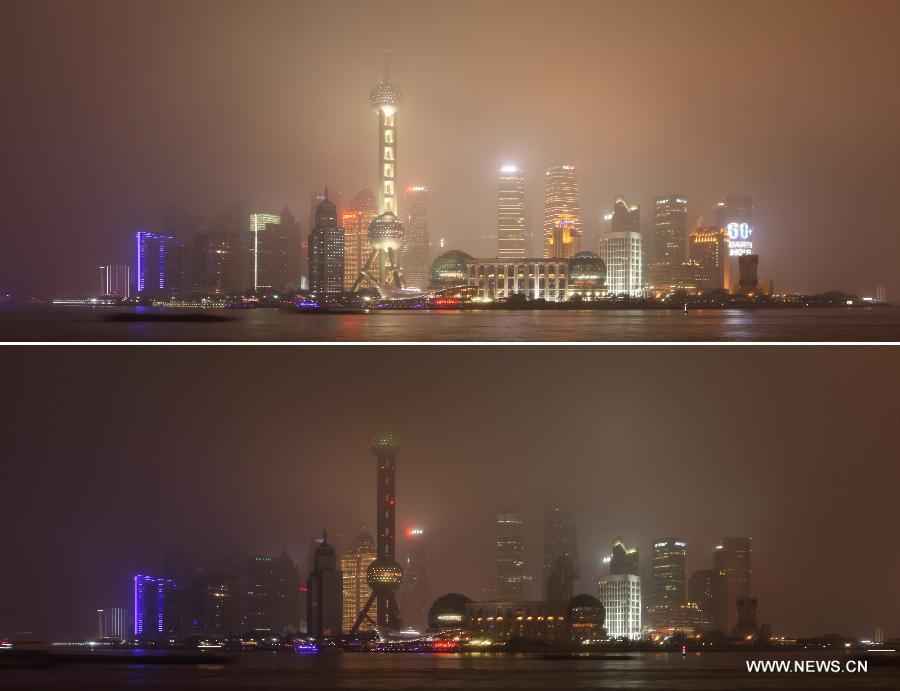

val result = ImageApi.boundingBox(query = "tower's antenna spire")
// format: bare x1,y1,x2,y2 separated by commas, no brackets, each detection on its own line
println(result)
383,50,391,81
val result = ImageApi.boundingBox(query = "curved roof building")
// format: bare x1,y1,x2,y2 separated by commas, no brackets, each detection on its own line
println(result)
427,593,472,631
429,250,473,288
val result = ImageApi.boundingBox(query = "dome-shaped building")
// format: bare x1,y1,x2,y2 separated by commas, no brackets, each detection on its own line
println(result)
568,594,606,640
370,80,403,112
567,251,607,300
427,593,472,631
430,250,473,288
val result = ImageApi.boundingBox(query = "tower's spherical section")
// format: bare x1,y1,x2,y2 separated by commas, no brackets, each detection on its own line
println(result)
429,250,473,288
366,556,404,592
369,432,401,453
370,80,403,110
367,212,405,253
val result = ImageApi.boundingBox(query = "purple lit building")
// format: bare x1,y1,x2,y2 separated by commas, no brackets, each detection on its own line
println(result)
133,574,177,638
134,231,184,296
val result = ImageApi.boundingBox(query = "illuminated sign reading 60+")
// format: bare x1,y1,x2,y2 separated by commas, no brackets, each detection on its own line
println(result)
727,222,753,256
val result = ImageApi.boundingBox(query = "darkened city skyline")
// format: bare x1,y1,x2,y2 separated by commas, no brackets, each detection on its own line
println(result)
3,346,897,642
4,0,900,299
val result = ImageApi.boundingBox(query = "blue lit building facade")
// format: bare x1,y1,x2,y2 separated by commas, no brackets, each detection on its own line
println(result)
135,231,184,296
133,574,177,638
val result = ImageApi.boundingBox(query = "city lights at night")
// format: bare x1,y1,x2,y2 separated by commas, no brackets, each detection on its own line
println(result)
1,0,898,688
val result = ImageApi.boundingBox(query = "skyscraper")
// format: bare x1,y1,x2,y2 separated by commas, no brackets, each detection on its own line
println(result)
646,538,687,626
340,530,377,634
689,227,731,292
496,512,525,599
714,537,752,633
543,165,582,259
401,185,430,289
308,192,345,297
132,574,177,638
244,551,300,634
648,196,688,290
597,574,641,639
134,232,183,297
399,527,429,631
542,505,579,593
715,193,754,258
192,231,244,295
249,212,280,291
349,434,405,634
99,264,131,298
688,568,728,632
342,188,378,291
599,197,643,296
497,166,526,259
307,533,343,638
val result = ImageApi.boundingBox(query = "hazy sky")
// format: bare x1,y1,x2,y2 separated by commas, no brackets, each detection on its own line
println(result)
3,0,900,298
3,346,897,640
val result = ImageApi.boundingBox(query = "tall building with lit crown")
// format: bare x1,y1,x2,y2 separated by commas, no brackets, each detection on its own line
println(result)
401,185,430,290
689,227,731,292
496,512,526,599
340,530,377,633
308,192,345,296
598,197,643,296
648,196,688,290
249,212,280,291
498,166,526,258
543,165,582,259
353,52,409,296
349,434,405,634
606,537,640,576
342,188,379,291
99,264,131,298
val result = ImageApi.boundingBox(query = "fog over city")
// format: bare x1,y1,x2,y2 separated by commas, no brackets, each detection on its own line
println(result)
3,346,897,641
4,0,900,298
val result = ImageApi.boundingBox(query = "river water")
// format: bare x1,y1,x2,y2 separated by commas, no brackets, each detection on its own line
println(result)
0,651,895,689
2,305,899,342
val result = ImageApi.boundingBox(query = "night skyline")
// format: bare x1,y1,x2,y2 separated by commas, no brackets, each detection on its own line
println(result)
3,346,897,641
4,0,900,298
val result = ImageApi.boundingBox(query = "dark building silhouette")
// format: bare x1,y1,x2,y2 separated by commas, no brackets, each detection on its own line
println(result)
738,254,760,295
307,533,343,638
399,527,429,631
427,592,471,632
714,537,752,633
648,538,687,610
350,434,405,633
245,552,301,634
308,192,345,296
543,505,579,593
546,555,575,602
608,537,640,576
688,568,728,632
192,231,244,295
734,595,759,638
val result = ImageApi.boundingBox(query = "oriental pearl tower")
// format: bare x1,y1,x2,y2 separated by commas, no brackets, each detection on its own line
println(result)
349,433,404,634
352,52,409,298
